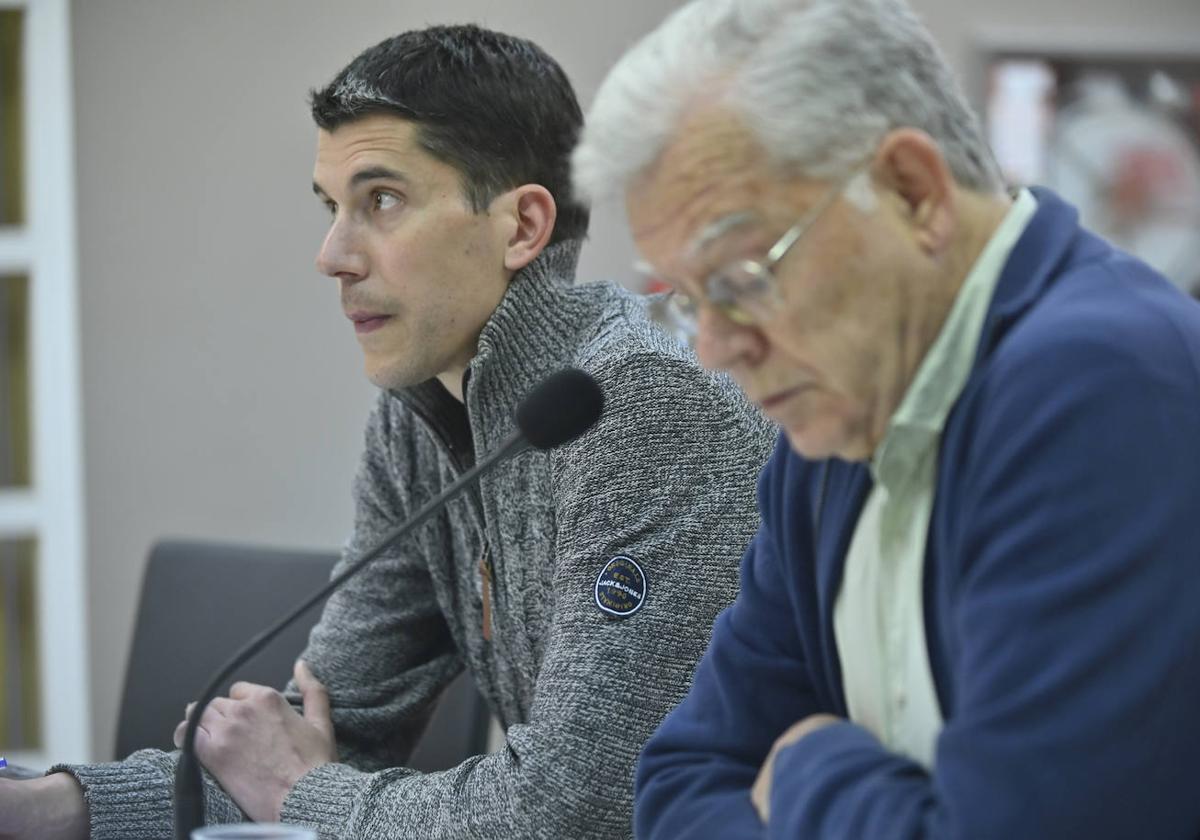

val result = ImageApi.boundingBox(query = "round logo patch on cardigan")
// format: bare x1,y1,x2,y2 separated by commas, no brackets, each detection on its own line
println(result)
594,555,647,618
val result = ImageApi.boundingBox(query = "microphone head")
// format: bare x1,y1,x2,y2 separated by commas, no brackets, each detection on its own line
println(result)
516,368,604,450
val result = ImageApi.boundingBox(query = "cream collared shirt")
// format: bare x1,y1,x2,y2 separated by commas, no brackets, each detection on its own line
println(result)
833,190,1038,769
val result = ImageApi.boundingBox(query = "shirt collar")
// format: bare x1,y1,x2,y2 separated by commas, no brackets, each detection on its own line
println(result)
873,188,1038,489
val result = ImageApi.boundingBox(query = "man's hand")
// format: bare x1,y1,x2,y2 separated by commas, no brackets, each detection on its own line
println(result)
750,713,841,823
173,660,337,822
0,773,88,840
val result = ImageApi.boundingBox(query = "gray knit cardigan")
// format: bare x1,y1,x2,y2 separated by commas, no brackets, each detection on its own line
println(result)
55,241,775,839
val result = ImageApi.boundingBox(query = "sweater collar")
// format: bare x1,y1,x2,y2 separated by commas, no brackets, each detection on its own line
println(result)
468,238,587,395
466,238,600,451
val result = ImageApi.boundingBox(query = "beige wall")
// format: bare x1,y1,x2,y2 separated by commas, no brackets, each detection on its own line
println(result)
72,0,1200,761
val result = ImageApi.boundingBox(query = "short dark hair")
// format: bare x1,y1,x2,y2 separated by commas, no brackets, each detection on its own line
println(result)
310,24,589,245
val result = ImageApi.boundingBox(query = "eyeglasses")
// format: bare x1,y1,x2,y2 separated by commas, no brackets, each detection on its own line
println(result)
644,166,867,346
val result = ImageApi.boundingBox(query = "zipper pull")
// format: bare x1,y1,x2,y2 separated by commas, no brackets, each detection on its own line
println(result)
479,549,493,642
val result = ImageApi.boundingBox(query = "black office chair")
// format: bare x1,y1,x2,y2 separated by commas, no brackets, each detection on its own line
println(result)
115,538,491,772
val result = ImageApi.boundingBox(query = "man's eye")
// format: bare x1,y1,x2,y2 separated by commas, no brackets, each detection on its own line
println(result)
323,200,337,217
672,290,699,317
372,191,402,211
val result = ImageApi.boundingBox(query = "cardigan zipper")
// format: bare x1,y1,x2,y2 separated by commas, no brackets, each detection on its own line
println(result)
479,545,494,642
394,385,503,644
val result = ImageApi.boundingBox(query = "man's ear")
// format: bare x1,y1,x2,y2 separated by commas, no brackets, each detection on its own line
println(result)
499,185,557,272
871,128,956,254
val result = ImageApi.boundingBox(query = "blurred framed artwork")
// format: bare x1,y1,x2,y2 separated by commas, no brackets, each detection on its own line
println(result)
981,42,1200,296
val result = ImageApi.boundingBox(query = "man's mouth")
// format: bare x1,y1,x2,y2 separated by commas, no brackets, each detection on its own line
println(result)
759,385,807,412
346,312,393,334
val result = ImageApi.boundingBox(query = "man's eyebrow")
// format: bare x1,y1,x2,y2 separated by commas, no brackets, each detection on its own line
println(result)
312,166,411,200
350,165,410,187
687,211,757,257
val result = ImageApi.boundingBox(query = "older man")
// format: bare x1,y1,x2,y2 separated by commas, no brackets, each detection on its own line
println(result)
574,0,1200,837
0,24,773,840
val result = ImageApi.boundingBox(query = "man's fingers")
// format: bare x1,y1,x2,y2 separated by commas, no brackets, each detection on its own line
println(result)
174,712,214,751
229,680,272,701
748,715,840,824
181,694,238,727
750,752,774,823
294,660,333,734
174,695,238,750
208,696,237,717
174,701,201,749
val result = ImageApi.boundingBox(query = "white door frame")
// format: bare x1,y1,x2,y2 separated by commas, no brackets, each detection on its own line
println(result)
0,0,89,766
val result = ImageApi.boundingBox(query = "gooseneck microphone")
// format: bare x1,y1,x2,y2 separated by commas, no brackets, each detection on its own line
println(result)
174,368,604,839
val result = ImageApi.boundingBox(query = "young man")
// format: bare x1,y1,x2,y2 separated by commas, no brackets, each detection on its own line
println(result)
0,25,772,839
574,0,1200,837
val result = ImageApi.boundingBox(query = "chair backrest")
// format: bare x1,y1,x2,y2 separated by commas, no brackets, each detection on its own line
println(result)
115,538,492,772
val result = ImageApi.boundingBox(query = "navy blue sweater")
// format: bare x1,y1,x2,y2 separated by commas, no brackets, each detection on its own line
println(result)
636,189,1200,839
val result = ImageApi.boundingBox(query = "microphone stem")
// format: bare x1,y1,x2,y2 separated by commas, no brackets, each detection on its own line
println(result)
174,430,529,839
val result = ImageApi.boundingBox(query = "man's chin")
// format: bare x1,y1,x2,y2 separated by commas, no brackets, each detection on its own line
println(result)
784,426,826,460
782,425,854,463
363,359,429,392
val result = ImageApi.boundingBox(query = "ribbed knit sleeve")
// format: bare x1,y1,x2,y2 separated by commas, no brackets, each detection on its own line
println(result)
50,748,246,838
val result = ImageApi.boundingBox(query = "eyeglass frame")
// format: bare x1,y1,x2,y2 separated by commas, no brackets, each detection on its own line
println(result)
643,164,869,346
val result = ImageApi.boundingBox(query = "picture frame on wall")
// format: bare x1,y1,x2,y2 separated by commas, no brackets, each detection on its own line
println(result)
981,41,1200,297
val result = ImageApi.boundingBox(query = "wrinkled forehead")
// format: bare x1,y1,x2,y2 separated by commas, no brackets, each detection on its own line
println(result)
625,107,776,267
312,115,431,189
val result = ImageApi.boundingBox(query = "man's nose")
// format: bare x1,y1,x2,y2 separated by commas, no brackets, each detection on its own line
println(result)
315,218,367,281
694,305,765,373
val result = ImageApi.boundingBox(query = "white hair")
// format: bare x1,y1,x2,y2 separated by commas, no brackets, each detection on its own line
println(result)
572,0,1002,203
